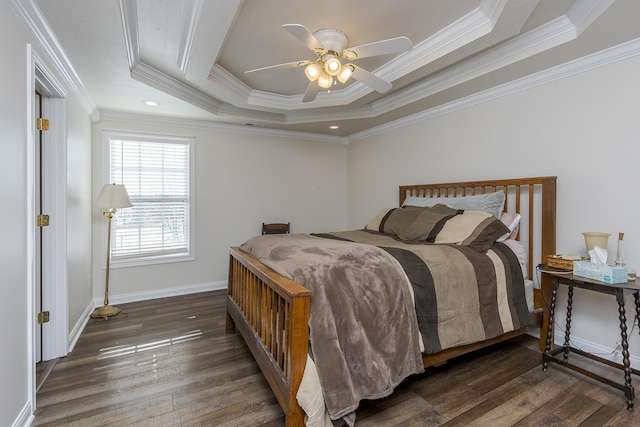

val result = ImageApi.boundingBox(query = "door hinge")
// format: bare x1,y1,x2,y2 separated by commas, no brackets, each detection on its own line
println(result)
38,311,50,324
37,214,50,227
36,117,49,131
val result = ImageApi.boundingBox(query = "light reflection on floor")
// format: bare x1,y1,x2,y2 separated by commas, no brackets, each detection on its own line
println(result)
97,329,203,360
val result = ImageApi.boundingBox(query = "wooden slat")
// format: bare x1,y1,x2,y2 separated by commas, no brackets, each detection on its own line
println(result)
227,247,310,426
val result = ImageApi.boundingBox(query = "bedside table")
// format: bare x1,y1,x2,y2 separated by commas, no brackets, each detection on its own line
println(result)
540,268,640,410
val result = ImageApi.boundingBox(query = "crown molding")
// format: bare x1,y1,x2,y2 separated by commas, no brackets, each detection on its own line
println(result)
262,9,584,126
240,0,502,110
17,0,625,138
372,15,577,114
130,62,284,123
207,64,255,105
176,0,203,73
568,0,616,35
330,0,612,125
98,110,348,145
119,0,139,67
131,62,222,113
377,0,503,81
118,0,614,128
347,37,640,143
180,0,243,81
12,0,98,118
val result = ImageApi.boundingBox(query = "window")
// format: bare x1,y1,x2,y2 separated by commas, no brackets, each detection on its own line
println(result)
103,131,194,266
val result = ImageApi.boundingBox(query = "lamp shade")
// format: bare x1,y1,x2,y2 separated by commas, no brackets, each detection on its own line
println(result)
317,72,333,89
96,183,133,209
337,64,354,83
304,62,322,81
324,56,342,76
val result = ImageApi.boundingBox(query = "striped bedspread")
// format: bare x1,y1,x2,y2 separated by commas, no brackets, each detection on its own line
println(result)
318,230,531,353
239,230,531,421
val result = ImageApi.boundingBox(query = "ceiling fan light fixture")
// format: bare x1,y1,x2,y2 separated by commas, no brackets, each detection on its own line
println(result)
305,62,322,81
342,50,357,60
337,64,354,83
317,72,333,89
324,56,342,76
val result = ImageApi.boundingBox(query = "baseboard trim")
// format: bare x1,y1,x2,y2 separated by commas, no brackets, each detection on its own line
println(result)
68,303,94,353
528,329,640,370
92,280,227,309
11,401,33,427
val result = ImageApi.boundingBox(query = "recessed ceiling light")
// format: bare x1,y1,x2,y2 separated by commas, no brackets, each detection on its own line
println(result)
329,125,339,130
144,100,159,106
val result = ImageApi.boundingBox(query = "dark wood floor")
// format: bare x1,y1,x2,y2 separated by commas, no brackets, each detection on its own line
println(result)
34,290,639,426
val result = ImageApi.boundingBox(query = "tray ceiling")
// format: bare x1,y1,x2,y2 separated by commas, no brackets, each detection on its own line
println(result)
28,0,640,137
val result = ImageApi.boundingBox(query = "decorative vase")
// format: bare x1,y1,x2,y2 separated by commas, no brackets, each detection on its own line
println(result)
582,232,610,252
615,232,625,266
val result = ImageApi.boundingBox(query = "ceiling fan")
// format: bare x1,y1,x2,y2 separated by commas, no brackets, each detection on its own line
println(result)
245,24,413,102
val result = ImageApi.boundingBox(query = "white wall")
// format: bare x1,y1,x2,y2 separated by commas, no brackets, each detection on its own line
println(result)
0,3,32,425
66,98,93,334
1,1,94,425
347,54,640,362
91,119,348,301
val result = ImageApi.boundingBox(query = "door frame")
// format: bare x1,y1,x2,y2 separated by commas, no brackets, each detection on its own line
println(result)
28,46,69,403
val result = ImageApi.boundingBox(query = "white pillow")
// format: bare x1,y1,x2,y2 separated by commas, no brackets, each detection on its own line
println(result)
496,212,521,242
502,239,528,279
403,190,505,218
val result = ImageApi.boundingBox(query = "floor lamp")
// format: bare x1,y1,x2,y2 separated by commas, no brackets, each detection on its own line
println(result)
92,183,133,319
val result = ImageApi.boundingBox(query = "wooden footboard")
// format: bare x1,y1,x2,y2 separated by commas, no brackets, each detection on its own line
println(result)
226,247,310,427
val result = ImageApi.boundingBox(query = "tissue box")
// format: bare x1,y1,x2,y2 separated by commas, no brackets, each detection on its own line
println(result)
573,261,628,284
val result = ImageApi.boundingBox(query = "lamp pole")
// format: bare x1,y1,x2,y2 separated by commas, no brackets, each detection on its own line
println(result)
91,209,121,319
92,183,132,319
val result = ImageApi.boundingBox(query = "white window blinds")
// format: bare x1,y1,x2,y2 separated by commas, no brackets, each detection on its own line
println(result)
106,134,192,263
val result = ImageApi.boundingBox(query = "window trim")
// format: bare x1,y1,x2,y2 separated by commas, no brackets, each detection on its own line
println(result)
101,130,195,268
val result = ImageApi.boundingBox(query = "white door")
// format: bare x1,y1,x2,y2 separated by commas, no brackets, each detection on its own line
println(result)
34,91,53,363
35,91,44,363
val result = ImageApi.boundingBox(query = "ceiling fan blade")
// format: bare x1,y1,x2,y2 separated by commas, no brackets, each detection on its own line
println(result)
350,66,392,93
245,60,308,74
302,81,320,102
345,36,412,60
282,24,323,52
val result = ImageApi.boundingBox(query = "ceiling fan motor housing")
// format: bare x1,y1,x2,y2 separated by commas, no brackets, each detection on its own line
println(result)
313,29,348,55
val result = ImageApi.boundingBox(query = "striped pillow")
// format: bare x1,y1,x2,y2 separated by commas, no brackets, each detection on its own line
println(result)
365,205,509,251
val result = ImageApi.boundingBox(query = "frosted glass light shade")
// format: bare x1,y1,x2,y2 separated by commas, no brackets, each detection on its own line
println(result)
317,72,333,89
324,56,342,76
305,63,322,81
337,64,354,83
96,183,133,209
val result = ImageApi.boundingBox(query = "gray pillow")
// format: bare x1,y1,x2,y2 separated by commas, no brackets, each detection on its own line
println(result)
403,190,505,218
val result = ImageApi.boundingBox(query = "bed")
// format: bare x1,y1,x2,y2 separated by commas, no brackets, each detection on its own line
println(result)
226,176,556,426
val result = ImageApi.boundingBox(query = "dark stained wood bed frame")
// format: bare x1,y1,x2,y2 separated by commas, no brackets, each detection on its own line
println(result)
226,176,557,426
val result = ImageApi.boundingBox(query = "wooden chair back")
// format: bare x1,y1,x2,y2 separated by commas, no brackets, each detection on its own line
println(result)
262,222,290,235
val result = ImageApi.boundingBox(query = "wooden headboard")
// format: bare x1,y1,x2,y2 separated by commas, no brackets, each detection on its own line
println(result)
399,176,557,282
